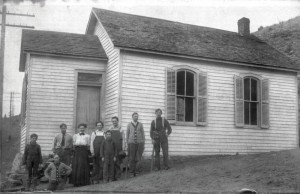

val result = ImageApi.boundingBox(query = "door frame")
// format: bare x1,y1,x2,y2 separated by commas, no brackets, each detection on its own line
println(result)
73,70,106,132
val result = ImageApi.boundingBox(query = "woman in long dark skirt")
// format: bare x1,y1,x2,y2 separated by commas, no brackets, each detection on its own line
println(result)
71,123,91,187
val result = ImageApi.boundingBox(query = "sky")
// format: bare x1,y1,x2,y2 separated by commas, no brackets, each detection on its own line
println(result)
1,0,300,116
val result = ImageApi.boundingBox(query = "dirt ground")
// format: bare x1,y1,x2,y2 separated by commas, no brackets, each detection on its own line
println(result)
64,149,300,193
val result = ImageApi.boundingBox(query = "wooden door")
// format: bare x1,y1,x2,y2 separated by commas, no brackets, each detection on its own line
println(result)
76,86,101,134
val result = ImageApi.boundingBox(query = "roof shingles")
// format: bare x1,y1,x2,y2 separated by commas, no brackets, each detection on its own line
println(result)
19,30,107,71
92,8,298,71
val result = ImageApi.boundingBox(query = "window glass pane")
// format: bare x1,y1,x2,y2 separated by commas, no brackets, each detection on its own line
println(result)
244,78,250,100
177,71,185,95
177,97,184,121
251,79,258,101
250,102,258,125
244,102,250,125
185,97,194,122
186,71,194,96
78,73,102,83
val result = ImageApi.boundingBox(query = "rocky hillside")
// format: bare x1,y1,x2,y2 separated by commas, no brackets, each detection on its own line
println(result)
254,16,300,65
1,115,21,180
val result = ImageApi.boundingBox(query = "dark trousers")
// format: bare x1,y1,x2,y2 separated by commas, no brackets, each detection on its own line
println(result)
47,178,66,191
154,136,169,169
103,155,114,181
26,161,39,190
55,148,72,166
92,156,103,180
128,143,144,174
114,159,121,180
27,161,39,179
111,131,122,179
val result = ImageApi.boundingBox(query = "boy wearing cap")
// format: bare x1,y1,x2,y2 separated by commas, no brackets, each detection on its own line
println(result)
150,109,172,171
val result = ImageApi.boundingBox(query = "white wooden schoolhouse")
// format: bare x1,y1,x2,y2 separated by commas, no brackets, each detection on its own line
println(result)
19,8,299,156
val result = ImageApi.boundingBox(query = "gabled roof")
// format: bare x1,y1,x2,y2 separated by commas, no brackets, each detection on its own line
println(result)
19,30,107,72
88,8,299,71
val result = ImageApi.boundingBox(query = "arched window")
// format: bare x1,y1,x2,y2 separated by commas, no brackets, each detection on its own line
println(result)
166,67,207,126
244,77,259,126
176,70,195,122
235,74,269,129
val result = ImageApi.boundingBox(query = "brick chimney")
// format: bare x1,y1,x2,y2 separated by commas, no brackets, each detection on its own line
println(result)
238,17,250,36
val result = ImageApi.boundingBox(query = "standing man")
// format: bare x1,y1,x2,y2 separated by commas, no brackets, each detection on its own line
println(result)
150,109,172,171
90,121,105,183
109,116,123,180
126,112,145,177
52,123,73,166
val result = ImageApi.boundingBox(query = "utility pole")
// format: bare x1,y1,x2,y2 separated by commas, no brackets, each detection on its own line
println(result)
0,0,34,159
9,91,14,117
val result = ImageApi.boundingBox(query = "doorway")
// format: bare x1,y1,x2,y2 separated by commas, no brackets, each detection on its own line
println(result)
75,72,103,134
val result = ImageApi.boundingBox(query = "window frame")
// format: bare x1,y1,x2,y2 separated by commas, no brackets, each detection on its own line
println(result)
235,73,270,130
175,69,197,125
243,76,261,128
166,65,207,126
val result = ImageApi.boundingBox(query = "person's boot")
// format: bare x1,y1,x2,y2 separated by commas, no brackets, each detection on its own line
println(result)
25,179,31,191
32,177,38,191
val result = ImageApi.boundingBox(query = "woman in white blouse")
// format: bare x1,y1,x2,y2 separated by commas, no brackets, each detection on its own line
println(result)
71,123,91,187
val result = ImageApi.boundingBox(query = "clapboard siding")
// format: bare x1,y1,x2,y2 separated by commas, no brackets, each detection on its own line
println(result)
93,21,120,127
120,51,298,156
21,54,31,153
20,125,26,153
27,55,106,154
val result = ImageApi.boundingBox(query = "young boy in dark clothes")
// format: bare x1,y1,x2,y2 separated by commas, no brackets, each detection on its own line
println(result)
22,133,43,191
100,130,117,183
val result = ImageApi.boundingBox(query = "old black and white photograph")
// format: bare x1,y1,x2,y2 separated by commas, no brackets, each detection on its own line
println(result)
1,0,300,193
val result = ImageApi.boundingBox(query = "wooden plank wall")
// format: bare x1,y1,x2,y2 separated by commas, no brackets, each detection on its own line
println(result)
93,21,120,127
20,54,31,153
120,51,298,156
28,55,106,154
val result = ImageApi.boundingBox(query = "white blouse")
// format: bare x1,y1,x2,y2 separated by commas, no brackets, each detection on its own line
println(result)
73,133,90,146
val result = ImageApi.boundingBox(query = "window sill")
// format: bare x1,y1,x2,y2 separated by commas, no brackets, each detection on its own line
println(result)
240,125,267,130
170,122,203,127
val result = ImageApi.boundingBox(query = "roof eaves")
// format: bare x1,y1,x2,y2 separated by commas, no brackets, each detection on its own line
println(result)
85,10,98,35
23,50,108,60
116,45,300,72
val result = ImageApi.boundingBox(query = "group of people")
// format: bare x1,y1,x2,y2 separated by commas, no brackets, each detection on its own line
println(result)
22,109,172,191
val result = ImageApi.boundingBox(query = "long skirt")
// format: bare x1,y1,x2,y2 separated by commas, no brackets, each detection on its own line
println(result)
71,146,90,186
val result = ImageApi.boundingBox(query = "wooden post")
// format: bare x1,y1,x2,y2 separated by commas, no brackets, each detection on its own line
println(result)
0,1,7,161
